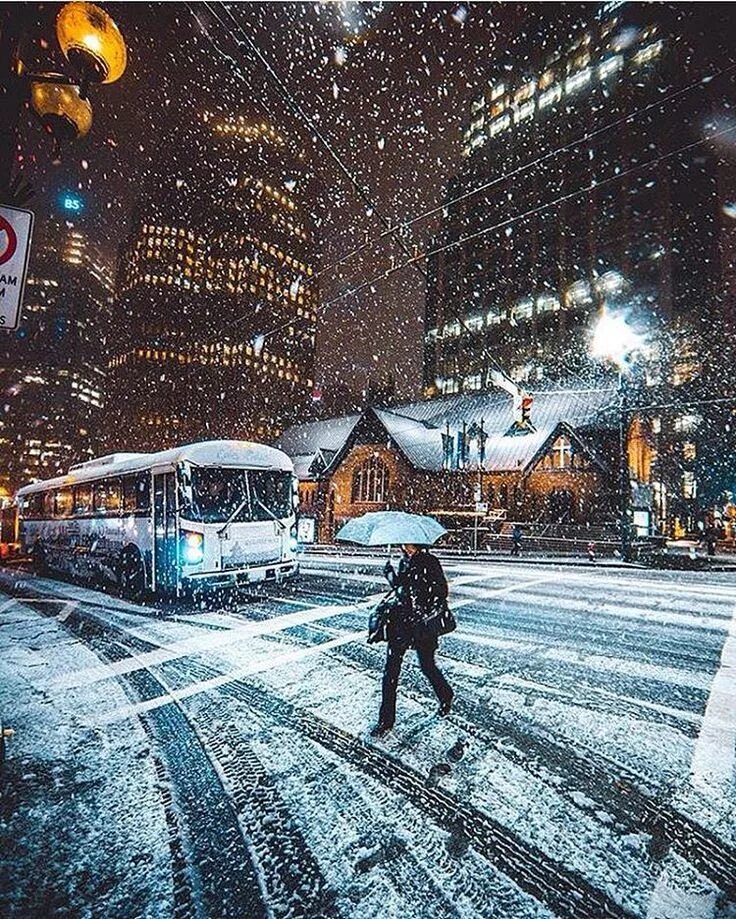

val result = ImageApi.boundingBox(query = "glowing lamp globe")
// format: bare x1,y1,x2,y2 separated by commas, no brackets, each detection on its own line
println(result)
56,2,127,84
591,310,644,370
31,78,93,142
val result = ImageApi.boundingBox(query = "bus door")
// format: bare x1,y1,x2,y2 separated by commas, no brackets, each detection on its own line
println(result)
153,471,178,593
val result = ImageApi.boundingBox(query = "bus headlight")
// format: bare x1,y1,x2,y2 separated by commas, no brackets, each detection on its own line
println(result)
182,530,204,564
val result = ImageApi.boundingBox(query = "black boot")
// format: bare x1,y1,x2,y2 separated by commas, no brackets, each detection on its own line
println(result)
438,690,454,717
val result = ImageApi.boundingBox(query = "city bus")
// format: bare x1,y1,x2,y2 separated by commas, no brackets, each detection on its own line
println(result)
15,440,299,597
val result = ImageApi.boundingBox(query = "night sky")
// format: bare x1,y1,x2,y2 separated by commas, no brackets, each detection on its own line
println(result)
17,2,546,400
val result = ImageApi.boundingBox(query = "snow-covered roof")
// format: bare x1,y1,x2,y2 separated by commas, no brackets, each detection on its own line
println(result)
16,440,293,496
292,454,318,481
376,388,617,472
273,414,361,457
277,387,618,476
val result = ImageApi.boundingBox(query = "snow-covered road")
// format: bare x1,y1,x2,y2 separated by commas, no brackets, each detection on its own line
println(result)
1,557,735,919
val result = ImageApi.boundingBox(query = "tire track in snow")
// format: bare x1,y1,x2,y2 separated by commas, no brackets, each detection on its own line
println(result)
178,658,636,919
0,585,292,919
230,589,736,899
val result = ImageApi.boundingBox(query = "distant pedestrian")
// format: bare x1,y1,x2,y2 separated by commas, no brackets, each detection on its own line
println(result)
370,545,454,736
511,524,523,557
703,523,719,557
587,540,596,562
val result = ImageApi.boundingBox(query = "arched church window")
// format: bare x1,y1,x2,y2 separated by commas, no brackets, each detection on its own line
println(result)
351,455,389,504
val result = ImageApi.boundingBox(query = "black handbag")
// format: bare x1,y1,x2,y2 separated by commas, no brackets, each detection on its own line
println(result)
417,600,457,640
367,591,401,644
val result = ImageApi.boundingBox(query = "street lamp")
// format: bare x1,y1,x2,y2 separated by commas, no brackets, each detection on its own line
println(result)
591,308,645,561
0,3,127,201
30,78,93,143
56,2,127,86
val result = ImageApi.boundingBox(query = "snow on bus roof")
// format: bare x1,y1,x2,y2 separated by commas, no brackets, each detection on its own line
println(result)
16,440,293,497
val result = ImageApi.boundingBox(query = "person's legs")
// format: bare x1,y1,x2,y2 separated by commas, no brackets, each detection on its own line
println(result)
416,639,453,709
378,642,405,727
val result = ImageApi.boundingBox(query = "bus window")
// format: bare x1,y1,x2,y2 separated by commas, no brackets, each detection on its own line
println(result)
188,468,250,523
94,478,122,515
54,488,73,518
25,493,45,517
250,471,292,520
123,474,150,513
73,484,93,515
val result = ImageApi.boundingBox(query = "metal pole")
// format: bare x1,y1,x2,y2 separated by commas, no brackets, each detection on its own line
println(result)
619,370,631,561
0,9,25,202
473,417,485,555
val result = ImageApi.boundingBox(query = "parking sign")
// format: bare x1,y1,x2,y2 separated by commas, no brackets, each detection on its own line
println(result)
0,205,34,331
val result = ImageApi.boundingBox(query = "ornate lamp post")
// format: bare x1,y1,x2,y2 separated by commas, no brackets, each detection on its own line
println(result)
1,2,127,202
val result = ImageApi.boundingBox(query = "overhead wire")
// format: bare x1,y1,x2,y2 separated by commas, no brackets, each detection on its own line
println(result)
313,58,736,280
321,119,736,309
184,5,736,394
207,0,427,279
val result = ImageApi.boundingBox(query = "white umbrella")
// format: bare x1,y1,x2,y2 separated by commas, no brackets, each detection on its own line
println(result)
335,511,447,547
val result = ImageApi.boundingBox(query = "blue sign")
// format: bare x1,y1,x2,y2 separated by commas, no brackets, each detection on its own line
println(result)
61,193,84,213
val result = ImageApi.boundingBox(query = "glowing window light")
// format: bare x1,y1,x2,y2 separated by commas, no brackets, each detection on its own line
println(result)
539,85,562,109
632,41,663,67
514,298,534,319
536,293,560,313
514,100,535,122
565,68,591,93
565,279,592,307
596,270,625,294
513,81,536,104
599,55,623,79
489,114,510,136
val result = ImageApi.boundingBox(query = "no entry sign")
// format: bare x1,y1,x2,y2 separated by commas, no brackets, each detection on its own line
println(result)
0,205,34,331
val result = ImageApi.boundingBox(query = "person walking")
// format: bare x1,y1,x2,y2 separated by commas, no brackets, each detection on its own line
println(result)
703,521,719,557
371,544,454,737
511,524,523,557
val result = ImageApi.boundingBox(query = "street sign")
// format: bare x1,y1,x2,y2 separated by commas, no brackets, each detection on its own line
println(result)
297,517,316,544
475,501,488,515
0,205,34,332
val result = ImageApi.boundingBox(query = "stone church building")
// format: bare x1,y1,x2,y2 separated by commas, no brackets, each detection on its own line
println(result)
274,387,636,547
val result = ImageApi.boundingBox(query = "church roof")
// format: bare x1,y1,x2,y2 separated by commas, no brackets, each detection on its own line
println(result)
275,387,618,477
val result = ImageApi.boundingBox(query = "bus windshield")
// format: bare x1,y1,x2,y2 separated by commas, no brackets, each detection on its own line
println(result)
186,468,292,524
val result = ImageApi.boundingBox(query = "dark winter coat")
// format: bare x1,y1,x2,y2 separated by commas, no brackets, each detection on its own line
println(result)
384,549,449,648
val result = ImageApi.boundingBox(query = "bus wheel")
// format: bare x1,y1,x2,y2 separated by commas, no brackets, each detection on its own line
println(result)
32,543,48,576
119,549,146,600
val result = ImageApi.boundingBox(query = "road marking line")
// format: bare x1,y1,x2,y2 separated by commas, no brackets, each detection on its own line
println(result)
0,595,78,621
459,631,711,689
100,630,366,723
50,593,389,690
48,574,553,692
646,600,736,918
496,673,702,726
450,576,552,610
689,601,736,795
